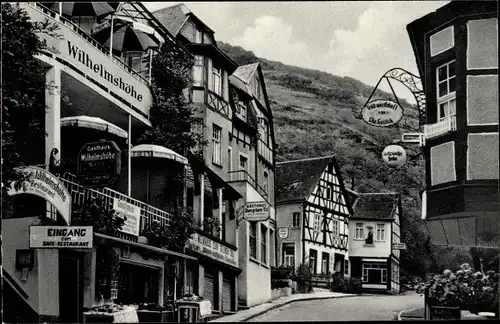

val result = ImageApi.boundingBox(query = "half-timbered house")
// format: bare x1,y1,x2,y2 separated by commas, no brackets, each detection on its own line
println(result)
347,192,402,294
275,156,352,276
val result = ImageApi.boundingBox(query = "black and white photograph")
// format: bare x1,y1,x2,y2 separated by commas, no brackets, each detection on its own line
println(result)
1,1,498,323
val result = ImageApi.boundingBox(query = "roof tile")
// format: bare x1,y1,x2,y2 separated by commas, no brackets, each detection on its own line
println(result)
351,193,400,220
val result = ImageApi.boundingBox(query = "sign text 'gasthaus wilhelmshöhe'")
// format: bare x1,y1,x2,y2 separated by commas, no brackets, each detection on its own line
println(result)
361,99,404,127
77,141,121,187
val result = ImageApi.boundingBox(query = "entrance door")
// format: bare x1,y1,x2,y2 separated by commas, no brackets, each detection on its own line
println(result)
59,252,83,323
204,271,217,311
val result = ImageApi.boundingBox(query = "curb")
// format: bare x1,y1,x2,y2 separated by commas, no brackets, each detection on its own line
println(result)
241,294,357,322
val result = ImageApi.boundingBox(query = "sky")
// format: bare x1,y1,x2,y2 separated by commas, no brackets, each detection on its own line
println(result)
144,1,450,103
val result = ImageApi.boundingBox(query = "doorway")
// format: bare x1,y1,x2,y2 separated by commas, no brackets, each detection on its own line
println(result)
59,251,83,323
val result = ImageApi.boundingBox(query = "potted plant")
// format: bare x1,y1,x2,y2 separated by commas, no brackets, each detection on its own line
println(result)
294,263,313,293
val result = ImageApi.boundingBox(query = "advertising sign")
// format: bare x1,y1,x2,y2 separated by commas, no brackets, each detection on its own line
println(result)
113,199,141,236
7,166,72,225
392,243,407,250
402,133,424,146
278,227,289,239
186,233,237,266
244,201,270,222
77,141,121,187
382,145,407,167
362,99,404,127
30,226,93,248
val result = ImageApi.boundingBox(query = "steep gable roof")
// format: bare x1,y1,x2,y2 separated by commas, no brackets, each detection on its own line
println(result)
232,63,260,84
152,4,188,37
276,156,334,204
351,192,400,220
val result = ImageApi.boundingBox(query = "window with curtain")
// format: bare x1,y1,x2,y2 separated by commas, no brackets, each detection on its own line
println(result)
212,124,221,165
376,224,386,241
283,244,295,267
313,213,321,232
212,65,222,95
355,223,364,239
332,219,339,236
436,60,456,121
249,222,257,259
261,225,267,264
192,55,204,86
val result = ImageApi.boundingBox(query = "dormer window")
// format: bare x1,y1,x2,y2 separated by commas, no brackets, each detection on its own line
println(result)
238,101,247,120
194,28,202,43
436,60,456,121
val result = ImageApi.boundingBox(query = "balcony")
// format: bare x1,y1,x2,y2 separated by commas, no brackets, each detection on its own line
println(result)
228,170,268,200
424,116,457,140
22,3,152,120
59,174,172,243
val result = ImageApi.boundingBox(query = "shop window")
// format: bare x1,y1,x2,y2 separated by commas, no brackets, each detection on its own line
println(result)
430,26,454,57
260,224,267,264
467,18,498,69
362,263,387,284
117,263,159,304
436,61,456,122
430,141,456,186
249,222,257,259
467,75,499,125
355,223,364,239
212,124,222,166
192,55,204,86
283,243,295,267
376,224,386,241
313,213,321,232
292,212,301,227
467,133,499,180
211,65,222,96
332,219,339,237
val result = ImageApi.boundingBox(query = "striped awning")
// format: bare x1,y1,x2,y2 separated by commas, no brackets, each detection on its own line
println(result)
130,144,188,165
60,116,128,139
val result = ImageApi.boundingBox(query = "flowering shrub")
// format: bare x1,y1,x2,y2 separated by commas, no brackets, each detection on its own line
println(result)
416,263,499,316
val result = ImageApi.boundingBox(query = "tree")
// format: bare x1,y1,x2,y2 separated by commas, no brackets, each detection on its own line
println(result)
1,3,59,194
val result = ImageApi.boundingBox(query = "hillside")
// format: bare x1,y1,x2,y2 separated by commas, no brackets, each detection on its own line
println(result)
218,42,471,278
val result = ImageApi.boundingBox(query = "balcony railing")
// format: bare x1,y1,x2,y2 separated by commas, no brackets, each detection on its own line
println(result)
228,170,268,199
424,116,457,139
23,3,152,119
59,173,172,242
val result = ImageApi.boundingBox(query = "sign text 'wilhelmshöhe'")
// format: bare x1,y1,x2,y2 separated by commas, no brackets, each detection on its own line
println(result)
7,166,72,225
77,141,121,187
67,41,144,103
362,99,404,127
30,226,93,248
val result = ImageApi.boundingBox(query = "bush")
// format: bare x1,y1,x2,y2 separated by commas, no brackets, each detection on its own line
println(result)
271,279,291,289
294,263,313,293
271,266,294,280
330,274,362,294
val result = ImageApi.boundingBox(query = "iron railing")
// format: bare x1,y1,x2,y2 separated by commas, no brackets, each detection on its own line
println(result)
59,173,172,242
228,170,268,199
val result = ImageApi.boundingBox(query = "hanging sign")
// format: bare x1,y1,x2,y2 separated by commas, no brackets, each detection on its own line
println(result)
113,198,141,236
402,133,424,146
7,166,71,225
362,99,403,127
29,226,93,248
278,227,289,239
77,141,121,187
392,243,407,250
244,201,270,222
382,145,407,167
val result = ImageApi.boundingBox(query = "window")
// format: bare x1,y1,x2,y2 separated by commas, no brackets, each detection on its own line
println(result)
269,229,275,266
362,263,388,283
292,212,301,227
376,224,386,241
436,61,456,121
194,29,202,43
344,260,349,276
212,65,222,95
325,185,332,200
192,55,204,86
261,225,267,264
263,171,269,193
228,148,232,172
332,219,339,236
212,124,221,165
239,154,248,171
260,118,269,145
355,223,364,239
255,77,261,99
249,222,257,259
238,101,247,120
309,249,317,274
313,213,321,232
283,244,295,267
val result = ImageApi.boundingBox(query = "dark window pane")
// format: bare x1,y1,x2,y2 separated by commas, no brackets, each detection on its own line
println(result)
438,66,447,81
449,77,456,93
439,82,448,97
448,61,456,77
440,103,447,119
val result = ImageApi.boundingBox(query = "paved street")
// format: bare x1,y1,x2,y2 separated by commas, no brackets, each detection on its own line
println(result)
248,291,424,322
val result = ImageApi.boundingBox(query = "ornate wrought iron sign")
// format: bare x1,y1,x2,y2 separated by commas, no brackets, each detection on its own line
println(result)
361,99,404,127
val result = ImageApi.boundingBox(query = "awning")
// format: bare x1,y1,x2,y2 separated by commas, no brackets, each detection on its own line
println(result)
130,144,188,165
60,116,128,139
94,232,197,261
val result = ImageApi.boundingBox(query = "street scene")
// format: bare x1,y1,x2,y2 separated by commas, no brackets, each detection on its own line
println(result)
1,1,498,323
